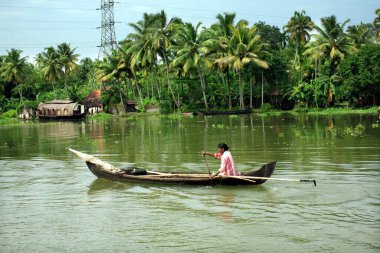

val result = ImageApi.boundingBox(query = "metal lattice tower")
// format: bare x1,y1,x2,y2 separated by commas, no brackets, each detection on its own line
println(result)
98,0,117,59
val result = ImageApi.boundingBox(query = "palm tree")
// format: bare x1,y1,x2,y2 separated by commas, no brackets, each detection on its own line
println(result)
169,23,215,110
305,15,356,74
36,47,63,98
0,49,28,108
213,12,236,38
303,39,324,79
151,11,182,107
127,13,157,71
216,21,269,109
127,11,182,108
211,12,236,109
170,22,211,110
57,43,79,97
347,23,373,48
127,14,162,104
96,49,134,113
373,9,380,38
304,16,356,106
284,10,314,69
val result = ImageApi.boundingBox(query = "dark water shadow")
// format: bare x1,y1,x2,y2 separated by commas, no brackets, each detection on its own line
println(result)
87,177,273,195
87,178,134,194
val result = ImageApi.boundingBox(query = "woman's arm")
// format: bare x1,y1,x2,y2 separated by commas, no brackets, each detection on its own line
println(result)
202,152,221,159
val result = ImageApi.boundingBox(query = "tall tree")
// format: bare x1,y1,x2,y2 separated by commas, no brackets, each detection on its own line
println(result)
127,11,182,108
57,43,79,97
36,47,63,98
0,49,28,108
152,11,182,108
337,44,380,106
170,22,210,110
216,21,269,109
347,23,374,48
374,9,380,38
211,12,236,109
96,49,134,112
304,15,356,106
284,10,314,69
305,15,356,74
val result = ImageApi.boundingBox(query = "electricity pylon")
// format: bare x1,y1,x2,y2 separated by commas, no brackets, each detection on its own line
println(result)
98,0,117,59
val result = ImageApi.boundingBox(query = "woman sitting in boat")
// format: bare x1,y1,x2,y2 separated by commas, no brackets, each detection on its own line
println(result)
202,143,240,178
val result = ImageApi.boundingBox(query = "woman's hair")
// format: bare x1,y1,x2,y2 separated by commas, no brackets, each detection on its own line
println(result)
218,143,229,151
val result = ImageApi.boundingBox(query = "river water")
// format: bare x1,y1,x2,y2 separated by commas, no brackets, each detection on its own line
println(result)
0,114,379,252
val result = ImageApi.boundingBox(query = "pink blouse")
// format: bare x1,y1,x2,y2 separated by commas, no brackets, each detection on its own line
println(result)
213,151,239,176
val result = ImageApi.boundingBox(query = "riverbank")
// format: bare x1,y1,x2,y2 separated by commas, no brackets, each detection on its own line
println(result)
257,106,379,116
0,106,378,126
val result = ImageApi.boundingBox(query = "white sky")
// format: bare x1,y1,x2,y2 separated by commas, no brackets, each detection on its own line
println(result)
0,0,378,61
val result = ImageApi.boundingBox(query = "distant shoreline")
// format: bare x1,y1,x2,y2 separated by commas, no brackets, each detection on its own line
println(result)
1,106,378,126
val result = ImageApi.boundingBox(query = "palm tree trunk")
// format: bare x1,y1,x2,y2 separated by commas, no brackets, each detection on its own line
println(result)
261,71,264,108
227,67,232,110
249,76,253,108
52,81,56,99
314,58,317,79
134,76,144,111
64,69,69,98
18,83,25,110
197,63,209,110
220,71,225,87
153,66,161,101
118,82,126,113
238,70,245,109
162,52,180,108
292,44,298,70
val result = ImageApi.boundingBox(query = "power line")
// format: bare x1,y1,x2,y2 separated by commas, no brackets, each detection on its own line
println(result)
0,42,98,45
0,5,96,11
0,27,98,31
0,19,97,24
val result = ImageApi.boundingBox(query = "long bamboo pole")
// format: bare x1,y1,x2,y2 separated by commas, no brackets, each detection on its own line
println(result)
226,175,317,187
146,172,316,186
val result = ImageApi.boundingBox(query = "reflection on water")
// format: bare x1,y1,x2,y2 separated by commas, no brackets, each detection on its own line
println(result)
0,114,379,252
87,178,131,194
217,191,235,223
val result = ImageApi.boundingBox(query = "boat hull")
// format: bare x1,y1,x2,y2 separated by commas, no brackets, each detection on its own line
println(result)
69,148,276,186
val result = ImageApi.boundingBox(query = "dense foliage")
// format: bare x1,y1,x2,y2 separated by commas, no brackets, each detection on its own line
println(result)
1,9,379,115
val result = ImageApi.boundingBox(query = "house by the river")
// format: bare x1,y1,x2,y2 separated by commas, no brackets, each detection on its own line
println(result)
37,100,86,119
81,89,137,114
81,90,104,115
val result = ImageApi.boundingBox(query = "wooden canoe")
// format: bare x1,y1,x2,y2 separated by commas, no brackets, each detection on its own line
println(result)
68,148,276,186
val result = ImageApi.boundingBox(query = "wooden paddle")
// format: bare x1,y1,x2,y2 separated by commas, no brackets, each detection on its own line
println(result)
202,150,211,175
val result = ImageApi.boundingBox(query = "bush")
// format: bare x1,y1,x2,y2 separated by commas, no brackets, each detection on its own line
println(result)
0,109,18,118
260,103,272,113
87,112,113,121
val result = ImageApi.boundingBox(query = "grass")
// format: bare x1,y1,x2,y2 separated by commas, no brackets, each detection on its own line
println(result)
306,107,378,115
257,106,378,116
86,112,114,121
0,117,22,126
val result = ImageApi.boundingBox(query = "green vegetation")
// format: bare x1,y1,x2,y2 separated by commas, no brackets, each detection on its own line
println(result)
344,123,366,137
87,112,114,121
1,9,379,118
